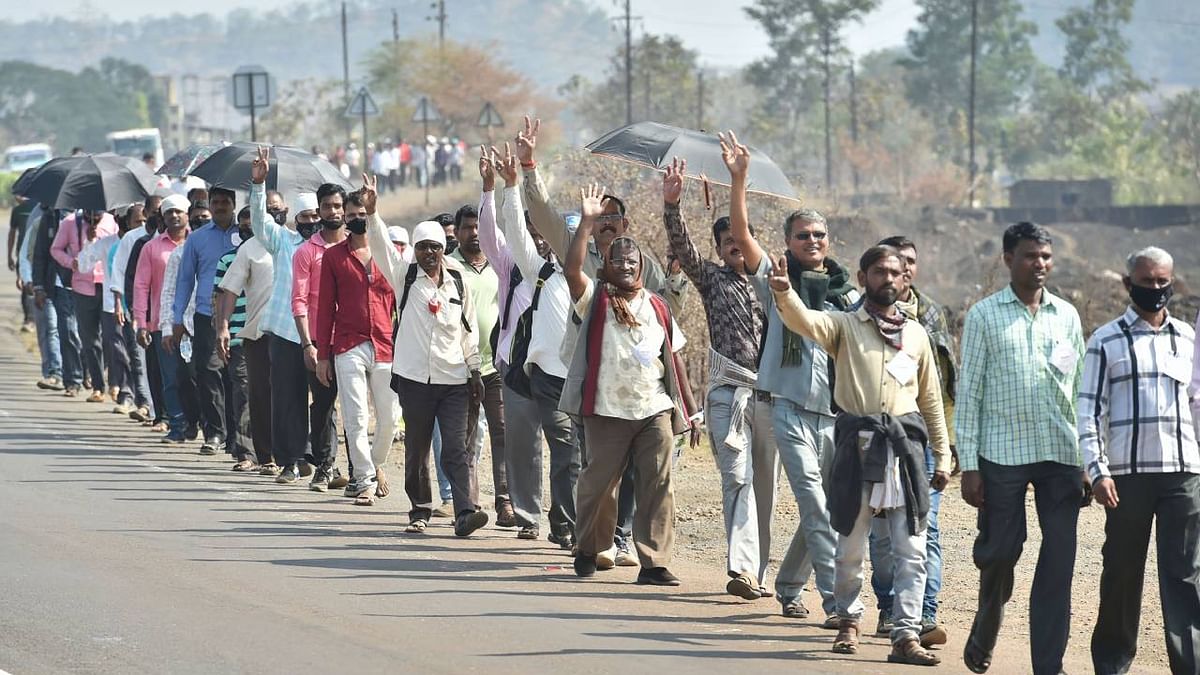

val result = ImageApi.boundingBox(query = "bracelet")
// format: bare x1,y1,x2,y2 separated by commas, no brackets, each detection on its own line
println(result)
303,343,315,350
520,161,536,169
688,410,704,424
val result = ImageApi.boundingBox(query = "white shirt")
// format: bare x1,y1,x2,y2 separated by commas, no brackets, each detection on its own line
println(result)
109,224,147,300
500,186,571,378
366,213,480,385
161,245,196,335
77,233,120,313
218,236,274,341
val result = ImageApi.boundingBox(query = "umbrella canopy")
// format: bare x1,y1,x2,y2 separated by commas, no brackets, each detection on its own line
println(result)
585,121,798,201
10,166,38,198
18,154,158,211
156,142,228,178
189,142,355,195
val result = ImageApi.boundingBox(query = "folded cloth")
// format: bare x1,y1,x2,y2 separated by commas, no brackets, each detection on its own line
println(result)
831,412,930,537
707,347,758,454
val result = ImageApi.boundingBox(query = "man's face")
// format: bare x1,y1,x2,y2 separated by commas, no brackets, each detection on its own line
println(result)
237,212,252,230
295,209,320,227
190,208,212,226
209,192,235,223
787,219,828,269
894,246,917,297
415,240,443,274
163,208,188,231
345,203,368,221
605,240,641,291
1125,257,1173,291
527,221,551,260
266,192,286,213
455,217,480,255
858,255,904,307
717,229,745,272
442,223,457,247
1004,239,1054,289
593,200,628,250
319,194,344,223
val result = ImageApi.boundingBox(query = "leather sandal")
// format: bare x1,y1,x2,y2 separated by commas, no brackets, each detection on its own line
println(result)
888,637,941,666
404,519,428,533
832,619,860,654
354,491,375,506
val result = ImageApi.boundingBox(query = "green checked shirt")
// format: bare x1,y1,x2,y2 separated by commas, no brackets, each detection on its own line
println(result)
955,285,1085,471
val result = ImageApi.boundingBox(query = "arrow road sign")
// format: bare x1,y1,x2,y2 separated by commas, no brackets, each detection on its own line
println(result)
476,102,504,128
344,87,381,118
411,97,441,124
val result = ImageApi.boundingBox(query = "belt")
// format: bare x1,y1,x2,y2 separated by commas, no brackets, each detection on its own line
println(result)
754,390,772,403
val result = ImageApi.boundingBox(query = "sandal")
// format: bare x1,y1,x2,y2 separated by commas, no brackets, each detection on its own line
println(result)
832,619,860,654
258,463,281,476
781,599,809,618
963,637,992,673
888,637,941,666
354,491,375,506
231,460,258,472
404,519,428,533
375,467,390,498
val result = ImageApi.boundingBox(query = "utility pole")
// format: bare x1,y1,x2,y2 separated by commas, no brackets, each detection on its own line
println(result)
821,23,833,192
392,9,400,44
848,60,860,196
623,0,633,125
427,0,447,56
341,1,351,143
696,69,705,130
644,69,651,121
968,0,979,206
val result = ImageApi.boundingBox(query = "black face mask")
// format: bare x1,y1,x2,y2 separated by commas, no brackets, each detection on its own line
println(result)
238,226,253,241
1128,282,1173,313
444,238,458,256
346,217,367,235
269,210,287,225
297,221,318,239
320,218,341,231
193,217,212,228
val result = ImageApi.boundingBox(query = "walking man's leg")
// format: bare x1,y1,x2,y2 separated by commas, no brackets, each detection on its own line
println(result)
1027,462,1081,675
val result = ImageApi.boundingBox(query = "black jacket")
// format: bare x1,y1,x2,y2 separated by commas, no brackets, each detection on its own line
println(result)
830,412,931,537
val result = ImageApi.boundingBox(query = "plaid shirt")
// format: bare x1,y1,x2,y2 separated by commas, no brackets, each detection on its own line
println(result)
1079,307,1198,482
248,183,303,344
955,285,1085,471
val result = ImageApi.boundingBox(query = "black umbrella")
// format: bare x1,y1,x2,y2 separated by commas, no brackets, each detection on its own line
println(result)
189,142,355,195
156,142,228,178
585,121,798,201
10,166,38,198
18,154,157,211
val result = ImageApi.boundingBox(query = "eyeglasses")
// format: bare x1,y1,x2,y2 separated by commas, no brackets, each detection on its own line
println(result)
793,231,828,241
415,241,443,252
596,214,624,223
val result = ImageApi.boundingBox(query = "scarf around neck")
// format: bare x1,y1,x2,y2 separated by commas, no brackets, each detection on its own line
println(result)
600,236,645,329
780,252,854,366
864,301,906,350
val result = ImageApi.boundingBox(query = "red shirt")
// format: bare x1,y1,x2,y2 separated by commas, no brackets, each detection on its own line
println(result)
314,239,396,362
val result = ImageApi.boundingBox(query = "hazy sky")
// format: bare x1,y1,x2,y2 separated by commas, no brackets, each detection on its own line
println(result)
32,0,921,65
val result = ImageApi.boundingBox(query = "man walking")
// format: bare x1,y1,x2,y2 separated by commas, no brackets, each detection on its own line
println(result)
52,209,118,402
956,222,1087,675
1079,246,1199,675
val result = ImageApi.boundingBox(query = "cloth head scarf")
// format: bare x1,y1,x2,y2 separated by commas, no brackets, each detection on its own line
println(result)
411,220,446,248
600,236,644,329
289,192,318,218
160,194,190,216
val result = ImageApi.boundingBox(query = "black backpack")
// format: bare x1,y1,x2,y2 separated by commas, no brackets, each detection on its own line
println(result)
489,264,523,365
501,261,556,398
396,263,472,333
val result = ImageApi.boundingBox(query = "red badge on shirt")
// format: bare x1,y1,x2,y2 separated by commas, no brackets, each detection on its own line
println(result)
428,298,441,314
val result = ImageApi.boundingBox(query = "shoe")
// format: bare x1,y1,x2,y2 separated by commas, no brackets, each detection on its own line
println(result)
276,465,299,484
781,599,809,618
573,554,597,578
161,431,187,444
199,437,221,455
919,619,948,648
343,481,361,498
20,321,34,333
596,545,617,571
636,567,681,586
614,539,638,567
258,463,281,477
876,609,895,636
86,390,105,403
547,531,575,550
821,615,841,630
431,504,454,518
726,573,760,601
517,526,539,540
231,459,258,472
309,467,331,492
758,586,774,599
37,377,64,391
454,510,489,537
328,468,349,490
184,424,199,441
495,500,516,528
297,462,314,478
64,386,80,398
113,402,135,415
129,406,151,422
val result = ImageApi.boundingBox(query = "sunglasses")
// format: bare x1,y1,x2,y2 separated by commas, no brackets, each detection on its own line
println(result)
415,241,443,252
793,231,828,241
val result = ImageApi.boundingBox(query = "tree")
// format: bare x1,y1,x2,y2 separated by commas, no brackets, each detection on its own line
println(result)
902,0,1038,164
1163,90,1200,195
1056,0,1147,99
254,78,345,149
745,0,879,192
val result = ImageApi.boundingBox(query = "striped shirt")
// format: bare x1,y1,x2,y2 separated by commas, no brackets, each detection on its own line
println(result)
213,246,247,347
1078,307,1198,482
955,285,1085,471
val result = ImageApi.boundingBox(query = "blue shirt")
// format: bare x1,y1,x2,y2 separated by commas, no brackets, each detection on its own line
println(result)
173,220,237,323
247,184,304,343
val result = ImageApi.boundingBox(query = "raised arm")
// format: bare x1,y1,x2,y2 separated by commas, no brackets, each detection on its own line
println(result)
720,131,764,275
476,146,513,272
516,115,571,260
248,147,285,253
566,184,604,302
661,157,704,286
360,174,406,292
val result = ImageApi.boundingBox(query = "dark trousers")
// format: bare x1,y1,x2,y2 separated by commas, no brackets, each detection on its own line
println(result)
101,311,132,404
74,288,105,391
467,371,507,506
306,369,338,469
528,365,580,538
190,313,226,441
268,335,309,467
174,339,200,431
243,337,273,465
53,285,83,388
396,377,475,520
226,344,252,461
1092,473,1200,675
970,458,1082,675
123,321,149,408
145,332,165,422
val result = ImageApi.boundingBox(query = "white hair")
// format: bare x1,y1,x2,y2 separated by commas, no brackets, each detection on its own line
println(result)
1125,246,1174,275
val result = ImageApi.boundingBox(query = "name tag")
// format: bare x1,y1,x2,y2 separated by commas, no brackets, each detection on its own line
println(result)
886,351,917,386
1050,342,1077,375
632,334,658,367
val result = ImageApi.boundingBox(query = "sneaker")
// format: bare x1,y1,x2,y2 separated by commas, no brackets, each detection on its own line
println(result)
184,424,199,441
573,554,598,578
161,431,186,444
876,609,895,636
726,573,760,600
258,463,281,476
297,462,314,478
343,481,361,498
309,467,331,492
636,567,681,586
37,377,64,391
199,437,221,455
517,526,539,540
547,531,575,551
614,539,638,567
20,321,34,333
328,468,349,490
495,501,517,528
454,510,489,537
129,406,151,422
276,465,299,484
86,390,105,403
919,619,948,648
596,545,617,571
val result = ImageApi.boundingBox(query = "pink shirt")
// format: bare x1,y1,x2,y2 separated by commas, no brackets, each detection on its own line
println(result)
51,212,118,296
133,231,184,332
291,232,340,318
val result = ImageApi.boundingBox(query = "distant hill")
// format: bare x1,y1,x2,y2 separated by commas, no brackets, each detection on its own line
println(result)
0,0,619,93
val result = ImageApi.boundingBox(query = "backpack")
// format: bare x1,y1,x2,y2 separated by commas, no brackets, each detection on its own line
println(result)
396,263,472,334
489,263,523,365
501,262,556,398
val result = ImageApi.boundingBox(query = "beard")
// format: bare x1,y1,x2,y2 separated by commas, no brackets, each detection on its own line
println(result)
867,285,898,307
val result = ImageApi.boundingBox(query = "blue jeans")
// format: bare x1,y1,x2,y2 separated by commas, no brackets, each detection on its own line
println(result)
34,292,62,379
52,286,83,388
154,332,186,435
432,419,452,502
869,445,942,621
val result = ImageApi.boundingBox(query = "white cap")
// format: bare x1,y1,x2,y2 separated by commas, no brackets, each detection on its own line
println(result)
160,194,190,215
411,220,446,248
387,226,409,244
290,192,318,217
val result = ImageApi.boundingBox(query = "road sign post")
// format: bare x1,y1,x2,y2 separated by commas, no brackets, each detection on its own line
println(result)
231,66,274,142
411,97,442,206
476,102,505,143
344,87,381,175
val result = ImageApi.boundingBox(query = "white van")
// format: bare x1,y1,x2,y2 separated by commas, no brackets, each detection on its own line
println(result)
3,143,53,173
106,128,164,169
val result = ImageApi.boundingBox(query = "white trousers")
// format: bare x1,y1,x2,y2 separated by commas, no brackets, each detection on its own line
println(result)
334,342,397,491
